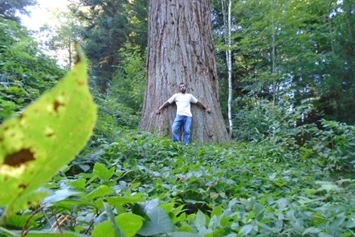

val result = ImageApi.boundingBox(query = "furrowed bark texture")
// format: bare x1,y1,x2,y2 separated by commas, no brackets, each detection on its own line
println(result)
140,0,229,144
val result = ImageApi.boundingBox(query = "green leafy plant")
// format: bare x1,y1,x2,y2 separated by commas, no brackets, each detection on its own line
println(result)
303,119,355,172
0,18,65,122
1,129,353,236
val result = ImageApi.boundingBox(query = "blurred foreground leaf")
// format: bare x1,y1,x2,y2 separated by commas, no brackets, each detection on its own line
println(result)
0,44,97,222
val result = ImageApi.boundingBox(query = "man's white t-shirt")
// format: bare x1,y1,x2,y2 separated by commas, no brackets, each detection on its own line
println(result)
168,93,198,117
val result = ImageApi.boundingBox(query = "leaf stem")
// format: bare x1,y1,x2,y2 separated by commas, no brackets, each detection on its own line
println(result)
103,200,125,237
348,228,355,236
0,227,19,237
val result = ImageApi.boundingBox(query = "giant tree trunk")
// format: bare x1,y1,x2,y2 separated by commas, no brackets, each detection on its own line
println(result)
140,0,229,144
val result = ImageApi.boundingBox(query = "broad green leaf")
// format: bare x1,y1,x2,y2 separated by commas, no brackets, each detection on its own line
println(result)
332,215,346,227
68,178,86,190
347,220,355,228
220,216,233,227
43,189,82,205
161,202,175,213
137,221,163,236
0,44,97,222
140,198,160,213
212,229,226,236
93,163,115,180
52,199,98,210
105,196,145,207
223,234,237,237
117,213,144,237
302,227,322,235
5,214,36,229
315,181,340,193
255,220,278,233
195,210,206,231
177,225,194,232
305,189,317,195
92,221,116,237
319,233,336,237
92,213,144,237
138,206,174,236
130,182,141,189
238,224,254,235
52,199,99,210
84,185,114,201
253,203,264,220
211,205,223,217
208,215,219,229
147,206,174,231
168,232,203,237
104,199,125,237
96,196,145,209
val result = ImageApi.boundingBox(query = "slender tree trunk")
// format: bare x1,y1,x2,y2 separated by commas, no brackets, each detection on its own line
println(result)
271,0,277,104
227,0,233,138
222,0,233,138
140,0,229,144
68,37,72,70
327,1,335,54
344,0,354,45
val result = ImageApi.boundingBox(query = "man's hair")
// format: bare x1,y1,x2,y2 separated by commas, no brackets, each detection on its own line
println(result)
179,82,186,87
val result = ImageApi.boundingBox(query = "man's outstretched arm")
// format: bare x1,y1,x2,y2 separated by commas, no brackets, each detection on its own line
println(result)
196,101,211,113
156,101,170,115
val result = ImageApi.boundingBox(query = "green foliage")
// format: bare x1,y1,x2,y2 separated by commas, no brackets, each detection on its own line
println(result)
303,120,355,172
0,46,97,223
92,212,143,237
233,97,355,173
74,0,148,91
125,0,148,50
87,43,145,141
111,42,146,112
213,0,355,125
0,0,36,21
2,129,353,236
93,92,140,141
0,18,65,122
233,97,312,143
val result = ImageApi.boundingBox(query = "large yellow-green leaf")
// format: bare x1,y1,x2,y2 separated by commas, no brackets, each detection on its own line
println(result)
0,44,97,221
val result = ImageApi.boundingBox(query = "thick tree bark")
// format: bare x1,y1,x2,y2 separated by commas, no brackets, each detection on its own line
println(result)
140,0,229,144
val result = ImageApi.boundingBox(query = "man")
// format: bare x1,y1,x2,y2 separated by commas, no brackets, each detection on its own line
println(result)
156,83,211,145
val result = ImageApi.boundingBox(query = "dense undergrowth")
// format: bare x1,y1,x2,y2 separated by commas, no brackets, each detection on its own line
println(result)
2,71,355,236
2,127,354,237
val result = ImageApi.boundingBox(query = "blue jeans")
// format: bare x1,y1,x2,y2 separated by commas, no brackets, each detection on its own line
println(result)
172,115,192,145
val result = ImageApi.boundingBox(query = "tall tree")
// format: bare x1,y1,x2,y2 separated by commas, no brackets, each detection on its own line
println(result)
317,0,355,124
140,0,229,144
75,0,131,91
74,0,148,92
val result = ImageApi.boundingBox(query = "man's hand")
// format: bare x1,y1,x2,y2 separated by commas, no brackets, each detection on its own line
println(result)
206,108,212,113
156,102,169,115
